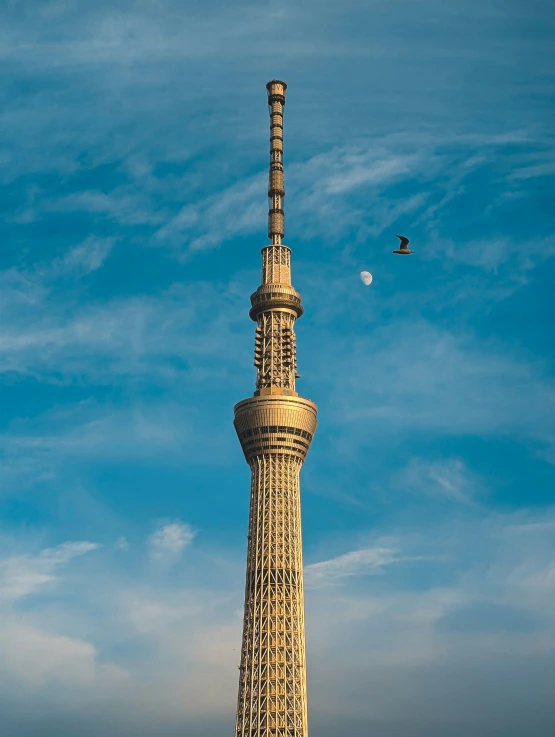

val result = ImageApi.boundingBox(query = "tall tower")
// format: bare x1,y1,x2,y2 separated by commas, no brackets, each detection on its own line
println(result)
233,81,317,737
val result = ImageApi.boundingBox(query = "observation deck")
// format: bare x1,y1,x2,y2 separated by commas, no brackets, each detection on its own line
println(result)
234,395,317,464
249,283,304,321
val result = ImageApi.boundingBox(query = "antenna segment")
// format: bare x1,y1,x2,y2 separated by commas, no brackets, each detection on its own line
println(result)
267,79,287,245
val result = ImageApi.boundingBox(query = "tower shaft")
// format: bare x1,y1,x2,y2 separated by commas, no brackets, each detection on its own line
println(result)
233,81,317,737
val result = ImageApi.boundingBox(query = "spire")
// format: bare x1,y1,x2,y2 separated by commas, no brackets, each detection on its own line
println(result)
248,80,303,397
258,80,293,288
266,79,287,245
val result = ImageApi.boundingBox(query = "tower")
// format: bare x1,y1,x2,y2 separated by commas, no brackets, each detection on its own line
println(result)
233,81,317,737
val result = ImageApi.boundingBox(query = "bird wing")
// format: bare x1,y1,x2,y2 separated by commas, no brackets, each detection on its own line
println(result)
396,234,410,248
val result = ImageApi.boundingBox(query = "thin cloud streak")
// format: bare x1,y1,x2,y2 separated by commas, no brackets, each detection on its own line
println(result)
305,546,401,588
395,457,479,503
0,262,248,382
326,321,555,442
0,541,99,602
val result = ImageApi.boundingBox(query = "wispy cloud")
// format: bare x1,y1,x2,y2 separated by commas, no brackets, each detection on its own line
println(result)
326,321,555,443
321,150,418,195
49,236,115,277
0,541,98,602
427,234,555,275
154,173,266,252
0,261,248,382
0,401,226,495
395,457,479,503
44,191,160,226
0,2,294,68
305,546,401,588
147,521,196,565
0,621,127,690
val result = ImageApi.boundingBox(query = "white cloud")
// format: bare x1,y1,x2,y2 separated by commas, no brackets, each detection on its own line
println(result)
0,400,234,497
55,236,115,276
147,521,196,564
427,234,555,275
154,173,266,252
45,191,160,226
118,591,198,636
0,237,113,294
0,3,294,69
396,457,478,503
328,321,555,444
305,546,401,588
0,270,247,382
322,151,417,195
0,621,127,689
0,541,99,602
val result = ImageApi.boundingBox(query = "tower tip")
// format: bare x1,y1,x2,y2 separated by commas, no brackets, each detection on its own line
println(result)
266,79,287,93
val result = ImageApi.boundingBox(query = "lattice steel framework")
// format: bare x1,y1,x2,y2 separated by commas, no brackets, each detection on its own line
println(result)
233,81,317,737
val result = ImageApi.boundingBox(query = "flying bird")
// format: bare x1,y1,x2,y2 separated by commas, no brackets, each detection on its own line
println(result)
392,234,413,255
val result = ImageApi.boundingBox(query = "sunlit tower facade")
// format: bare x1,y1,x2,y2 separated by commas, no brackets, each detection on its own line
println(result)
233,81,317,737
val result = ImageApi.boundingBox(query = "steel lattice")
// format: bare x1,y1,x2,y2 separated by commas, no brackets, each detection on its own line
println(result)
235,455,307,737
254,311,297,391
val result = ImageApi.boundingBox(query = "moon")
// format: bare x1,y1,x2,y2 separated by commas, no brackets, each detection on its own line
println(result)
360,270,373,286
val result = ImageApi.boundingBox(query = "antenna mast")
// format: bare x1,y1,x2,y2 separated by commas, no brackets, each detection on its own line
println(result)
267,80,287,246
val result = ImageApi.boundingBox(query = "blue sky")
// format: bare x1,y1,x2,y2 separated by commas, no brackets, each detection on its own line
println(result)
1,0,554,735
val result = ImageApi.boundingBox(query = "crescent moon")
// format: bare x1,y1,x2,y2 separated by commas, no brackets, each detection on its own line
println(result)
360,271,373,286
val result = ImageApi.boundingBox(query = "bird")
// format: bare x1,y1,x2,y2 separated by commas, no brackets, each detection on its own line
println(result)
392,234,413,255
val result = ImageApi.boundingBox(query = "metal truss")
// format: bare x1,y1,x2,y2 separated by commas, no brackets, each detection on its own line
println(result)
235,454,307,737
254,310,297,392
